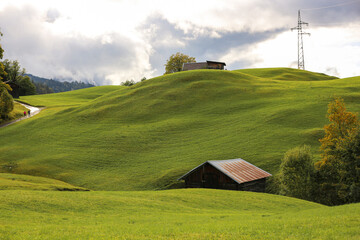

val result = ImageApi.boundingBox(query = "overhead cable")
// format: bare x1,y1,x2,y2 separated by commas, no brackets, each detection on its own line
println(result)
301,0,360,11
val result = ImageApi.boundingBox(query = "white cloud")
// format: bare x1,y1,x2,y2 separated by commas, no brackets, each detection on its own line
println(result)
0,5,155,85
0,0,296,38
0,0,359,84
221,31,295,69
306,26,360,78
222,25,360,78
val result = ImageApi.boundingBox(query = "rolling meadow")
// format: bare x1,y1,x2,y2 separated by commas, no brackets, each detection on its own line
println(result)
0,68,359,239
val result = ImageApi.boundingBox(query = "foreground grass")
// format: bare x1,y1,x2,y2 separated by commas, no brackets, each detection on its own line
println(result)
0,189,358,239
1,68,360,190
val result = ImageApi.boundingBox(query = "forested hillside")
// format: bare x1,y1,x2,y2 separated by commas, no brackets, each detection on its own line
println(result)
26,74,95,93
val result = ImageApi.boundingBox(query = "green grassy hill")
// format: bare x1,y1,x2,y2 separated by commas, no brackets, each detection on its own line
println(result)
1,68,359,190
17,85,121,107
0,173,88,191
237,67,338,81
0,189,359,239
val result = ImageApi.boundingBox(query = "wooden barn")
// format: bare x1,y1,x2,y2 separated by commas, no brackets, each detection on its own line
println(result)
182,60,226,71
178,159,272,192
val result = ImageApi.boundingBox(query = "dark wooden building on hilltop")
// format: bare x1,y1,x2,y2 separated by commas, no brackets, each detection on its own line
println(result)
182,60,226,71
178,159,272,192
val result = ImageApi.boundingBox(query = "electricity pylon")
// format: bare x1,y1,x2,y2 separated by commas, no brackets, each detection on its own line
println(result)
291,10,310,70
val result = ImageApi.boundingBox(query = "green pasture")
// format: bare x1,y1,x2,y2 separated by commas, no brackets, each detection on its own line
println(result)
1,68,360,190
237,67,338,81
0,173,88,191
0,189,358,239
18,85,120,107
1,68,359,239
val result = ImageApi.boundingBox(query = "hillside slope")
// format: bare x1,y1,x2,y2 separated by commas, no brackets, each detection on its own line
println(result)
237,67,338,81
0,173,88,191
0,68,359,190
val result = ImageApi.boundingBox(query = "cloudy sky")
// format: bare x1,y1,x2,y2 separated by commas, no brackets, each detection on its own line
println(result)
0,0,359,85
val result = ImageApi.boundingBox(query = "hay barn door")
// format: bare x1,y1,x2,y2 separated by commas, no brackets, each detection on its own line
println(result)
202,172,219,188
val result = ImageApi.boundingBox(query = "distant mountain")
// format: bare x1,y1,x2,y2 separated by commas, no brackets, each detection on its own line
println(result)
26,74,95,93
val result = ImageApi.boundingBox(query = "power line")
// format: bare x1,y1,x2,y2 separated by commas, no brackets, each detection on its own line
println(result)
300,1,360,29
301,0,360,11
289,1,359,72
291,10,310,70
310,22,360,27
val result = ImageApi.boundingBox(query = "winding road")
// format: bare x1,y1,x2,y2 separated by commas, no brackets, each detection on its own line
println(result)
0,102,42,128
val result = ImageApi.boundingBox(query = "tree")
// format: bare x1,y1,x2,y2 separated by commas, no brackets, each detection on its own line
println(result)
164,52,196,74
0,31,4,79
0,85,14,119
1,59,24,82
279,145,315,200
18,76,36,95
0,31,13,119
1,59,36,97
33,81,54,94
316,97,360,205
121,79,135,86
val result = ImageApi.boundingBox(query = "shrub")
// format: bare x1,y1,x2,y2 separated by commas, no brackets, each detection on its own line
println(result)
279,145,315,201
121,80,135,86
0,88,14,119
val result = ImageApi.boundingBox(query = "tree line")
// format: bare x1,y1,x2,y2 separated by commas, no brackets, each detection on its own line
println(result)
0,32,15,120
1,59,36,97
277,97,360,205
26,74,94,93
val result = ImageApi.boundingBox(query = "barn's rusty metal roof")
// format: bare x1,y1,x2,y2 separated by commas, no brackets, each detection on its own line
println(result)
206,60,226,66
208,159,272,184
178,158,272,184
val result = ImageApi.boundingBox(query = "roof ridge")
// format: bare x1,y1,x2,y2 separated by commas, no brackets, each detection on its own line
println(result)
179,158,272,184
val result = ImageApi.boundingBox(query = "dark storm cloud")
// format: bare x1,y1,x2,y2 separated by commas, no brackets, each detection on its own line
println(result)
139,15,284,75
0,6,140,85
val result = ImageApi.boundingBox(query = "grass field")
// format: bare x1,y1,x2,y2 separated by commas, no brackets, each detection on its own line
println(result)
0,189,359,239
17,85,121,107
0,173,88,191
1,68,360,190
1,68,360,239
